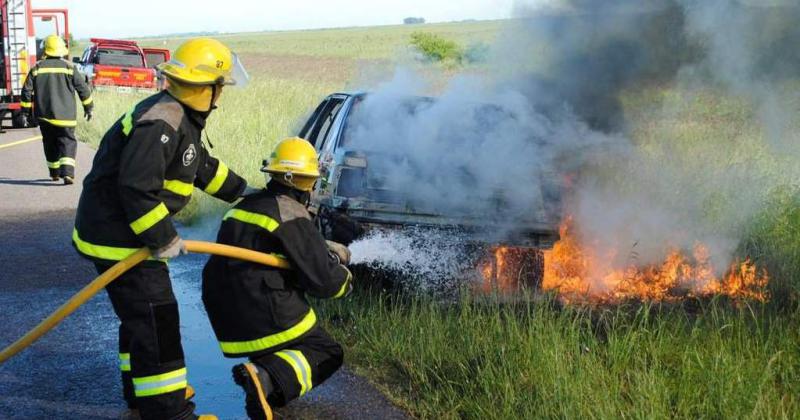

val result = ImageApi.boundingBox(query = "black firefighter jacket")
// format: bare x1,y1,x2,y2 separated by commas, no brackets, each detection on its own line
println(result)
74,91,246,262
21,57,93,127
202,182,353,358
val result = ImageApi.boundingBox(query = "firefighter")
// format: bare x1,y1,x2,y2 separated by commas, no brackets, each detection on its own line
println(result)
202,137,353,420
73,38,252,420
21,34,93,185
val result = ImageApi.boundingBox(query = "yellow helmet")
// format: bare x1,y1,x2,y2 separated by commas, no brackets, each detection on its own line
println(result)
157,38,249,86
262,137,320,192
43,35,68,57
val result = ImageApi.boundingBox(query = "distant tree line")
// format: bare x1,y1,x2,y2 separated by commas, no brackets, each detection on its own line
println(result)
404,17,426,25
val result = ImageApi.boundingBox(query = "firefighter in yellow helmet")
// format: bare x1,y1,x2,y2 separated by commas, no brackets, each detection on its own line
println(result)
202,137,353,419
21,34,93,184
73,38,254,420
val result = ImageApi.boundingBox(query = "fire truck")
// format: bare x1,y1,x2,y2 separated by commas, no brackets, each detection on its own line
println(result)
1,0,69,128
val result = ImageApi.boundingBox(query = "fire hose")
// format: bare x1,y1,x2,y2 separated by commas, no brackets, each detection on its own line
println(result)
0,240,291,364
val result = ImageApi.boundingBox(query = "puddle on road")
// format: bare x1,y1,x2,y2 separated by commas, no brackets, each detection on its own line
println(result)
172,225,244,419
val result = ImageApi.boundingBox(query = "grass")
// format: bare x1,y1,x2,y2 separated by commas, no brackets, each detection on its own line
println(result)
72,21,800,419
319,292,800,419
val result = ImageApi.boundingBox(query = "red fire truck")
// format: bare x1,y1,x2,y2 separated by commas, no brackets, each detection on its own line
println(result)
1,0,69,128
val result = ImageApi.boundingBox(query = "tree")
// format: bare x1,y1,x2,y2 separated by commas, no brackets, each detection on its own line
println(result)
404,17,426,25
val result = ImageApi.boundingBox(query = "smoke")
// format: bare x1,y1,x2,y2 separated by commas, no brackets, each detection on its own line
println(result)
347,0,800,279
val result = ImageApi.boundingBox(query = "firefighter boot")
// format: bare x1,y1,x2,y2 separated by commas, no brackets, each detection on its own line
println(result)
232,363,274,420
118,386,198,420
64,176,74,185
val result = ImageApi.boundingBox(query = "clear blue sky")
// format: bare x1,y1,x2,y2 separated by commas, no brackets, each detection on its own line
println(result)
34,0,518,39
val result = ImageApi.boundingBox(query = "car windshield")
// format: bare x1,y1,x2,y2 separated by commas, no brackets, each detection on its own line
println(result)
95,49,142,67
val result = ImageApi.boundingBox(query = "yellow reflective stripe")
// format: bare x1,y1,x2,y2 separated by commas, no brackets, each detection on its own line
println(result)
224,209,280,232
82,96,93,106
40,117,77,127
333,269,353,299
275,350,313,396
133,367,187,397
219,309,317,355
204,162,229,195
163,179,194,197
72,228,144,261
130,203,169,235
119,353,131,372
20,101,32,108
121,108,135,136
35,67,74,76
59,157,76,167
47,160,61,169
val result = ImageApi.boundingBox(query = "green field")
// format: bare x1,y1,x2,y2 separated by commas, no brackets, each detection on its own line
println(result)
73,21,800,419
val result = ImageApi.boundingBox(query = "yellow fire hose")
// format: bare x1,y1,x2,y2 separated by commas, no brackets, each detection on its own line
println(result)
0,240,291,364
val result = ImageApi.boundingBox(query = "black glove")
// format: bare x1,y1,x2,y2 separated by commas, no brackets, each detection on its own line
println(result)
84,108,93,121
321,209,365,246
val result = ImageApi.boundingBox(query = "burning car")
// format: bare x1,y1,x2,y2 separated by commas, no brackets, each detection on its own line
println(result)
297,92,565,290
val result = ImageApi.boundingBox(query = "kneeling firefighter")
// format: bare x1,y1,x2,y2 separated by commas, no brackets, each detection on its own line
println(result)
202,137,353,419
73,38,253,420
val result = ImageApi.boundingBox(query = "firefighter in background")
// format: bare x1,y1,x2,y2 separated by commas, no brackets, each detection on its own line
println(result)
202,137,353,420
73,38,253,420
21,34,93,185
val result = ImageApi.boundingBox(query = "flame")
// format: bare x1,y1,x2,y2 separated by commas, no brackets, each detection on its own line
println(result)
541,218,770,304
478,246,542,293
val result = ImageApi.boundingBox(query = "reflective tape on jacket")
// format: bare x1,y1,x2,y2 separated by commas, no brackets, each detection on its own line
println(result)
204,162,229,195
82,96,93,106
275,350,313,396
72,228,151,261
40,117,77,127
20,101,32,108
119,353,131,372
163,179,194,197
132,367,187,397
224,208,280,232
121,108,135,136
130,203,169,235
33,67,74,76
332,268,353,299
219,309,317,355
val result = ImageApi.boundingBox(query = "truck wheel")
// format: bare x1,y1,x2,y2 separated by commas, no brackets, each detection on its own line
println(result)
11,110,29,128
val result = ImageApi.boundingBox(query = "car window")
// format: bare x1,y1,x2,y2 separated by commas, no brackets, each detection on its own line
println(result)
144,52,167,68
94,49,142,67
303,98,345,151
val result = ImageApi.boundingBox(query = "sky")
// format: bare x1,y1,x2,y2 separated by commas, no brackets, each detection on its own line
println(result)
33,0,516,39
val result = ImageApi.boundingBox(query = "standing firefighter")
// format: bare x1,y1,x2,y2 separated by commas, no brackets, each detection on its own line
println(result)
73,38,251,420
21,34,93,184
202,137,353,419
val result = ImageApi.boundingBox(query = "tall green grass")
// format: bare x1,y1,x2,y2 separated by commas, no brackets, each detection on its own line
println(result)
320,292,799,419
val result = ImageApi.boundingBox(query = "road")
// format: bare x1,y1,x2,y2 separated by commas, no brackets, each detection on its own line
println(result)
0,128,407,419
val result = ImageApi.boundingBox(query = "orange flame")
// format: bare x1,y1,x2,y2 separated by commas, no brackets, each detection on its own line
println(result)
541,218,769,304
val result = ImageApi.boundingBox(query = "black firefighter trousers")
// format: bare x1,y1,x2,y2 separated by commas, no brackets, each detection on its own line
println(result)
39,121,77,178
95,261,194,420
249,327,344,407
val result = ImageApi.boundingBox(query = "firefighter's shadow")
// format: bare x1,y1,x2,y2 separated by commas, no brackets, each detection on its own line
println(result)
0,177,61,187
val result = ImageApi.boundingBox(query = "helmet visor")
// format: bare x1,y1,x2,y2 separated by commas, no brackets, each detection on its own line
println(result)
227,53,250,87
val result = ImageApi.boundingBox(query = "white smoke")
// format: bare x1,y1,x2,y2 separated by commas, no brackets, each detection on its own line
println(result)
347,0,800,279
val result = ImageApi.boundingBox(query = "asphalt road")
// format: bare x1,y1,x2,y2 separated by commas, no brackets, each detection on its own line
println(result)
0,128,408,419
